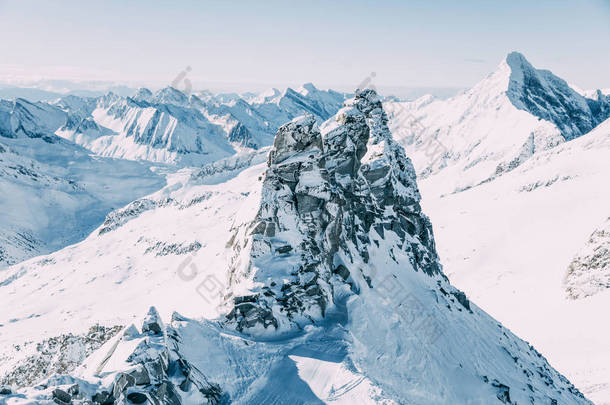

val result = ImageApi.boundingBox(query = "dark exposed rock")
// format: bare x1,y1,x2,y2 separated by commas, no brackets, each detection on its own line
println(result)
126,365,150,385
0,324,123,389
77,311,225,405
141,306,164,335
228,121,258,149
112,373,136,400
67,383,79,396
452,290,471,311
267,114,323,165
333,264,350,280
152,381,181,405
92,390,114,405
276,245,293,254
491,380,511,404
52,388,72,404
126,391,148,404
506,52,610,141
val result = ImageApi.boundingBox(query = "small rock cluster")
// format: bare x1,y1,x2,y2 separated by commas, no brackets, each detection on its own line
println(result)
0,324,123,388
2,307,223,405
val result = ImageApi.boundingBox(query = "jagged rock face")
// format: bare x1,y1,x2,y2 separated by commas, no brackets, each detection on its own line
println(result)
226,89,441,333
565,217,610,299
506,52,610,141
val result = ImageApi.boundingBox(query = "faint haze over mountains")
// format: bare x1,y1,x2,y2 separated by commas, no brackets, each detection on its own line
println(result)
0,79,464,101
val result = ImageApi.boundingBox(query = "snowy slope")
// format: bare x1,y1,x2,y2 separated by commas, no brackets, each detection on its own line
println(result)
381,52,610,404
0,91,591,404
417,114,610,404
0,105,165,268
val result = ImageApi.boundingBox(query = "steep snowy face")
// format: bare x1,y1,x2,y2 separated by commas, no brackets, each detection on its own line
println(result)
417,116,610,404
86,90,236,165
505,52,610,141
385,52,608,196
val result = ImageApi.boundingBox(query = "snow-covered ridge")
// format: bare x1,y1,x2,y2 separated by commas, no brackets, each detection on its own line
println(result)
0,90,593,404
416,113,610,403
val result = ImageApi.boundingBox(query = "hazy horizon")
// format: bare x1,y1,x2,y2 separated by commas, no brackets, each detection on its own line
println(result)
1,0,609,94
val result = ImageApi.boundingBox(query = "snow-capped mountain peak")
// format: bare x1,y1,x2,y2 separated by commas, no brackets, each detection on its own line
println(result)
131,87,153,103
385,51,610,196
151,86,190,107
296,82,318,96
504,51,607,140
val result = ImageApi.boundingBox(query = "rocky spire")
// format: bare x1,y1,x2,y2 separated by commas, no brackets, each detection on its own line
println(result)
225,89,442,334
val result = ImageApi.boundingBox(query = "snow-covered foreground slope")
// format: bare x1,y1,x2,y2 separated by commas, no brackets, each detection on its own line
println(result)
418,118,610,404
0,91,591,404
0,135,164,268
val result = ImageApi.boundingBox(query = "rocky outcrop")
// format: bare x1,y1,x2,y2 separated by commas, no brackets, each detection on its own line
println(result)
0,325,123,388
565,217,610,299
225,89,442,333
4,308,223,405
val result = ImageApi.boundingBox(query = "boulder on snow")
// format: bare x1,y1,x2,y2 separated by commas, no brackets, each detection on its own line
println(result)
126,391,148,404
52,388,72,404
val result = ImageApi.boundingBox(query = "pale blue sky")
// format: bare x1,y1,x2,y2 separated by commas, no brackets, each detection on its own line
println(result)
0,0,609,91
